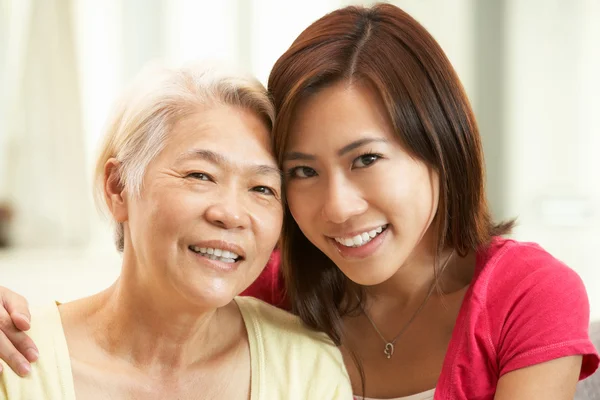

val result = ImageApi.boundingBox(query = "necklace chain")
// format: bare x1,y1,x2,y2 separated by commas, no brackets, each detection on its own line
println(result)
360,249,455,359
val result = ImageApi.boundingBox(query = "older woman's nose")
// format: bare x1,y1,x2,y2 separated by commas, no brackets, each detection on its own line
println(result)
204,196,250,230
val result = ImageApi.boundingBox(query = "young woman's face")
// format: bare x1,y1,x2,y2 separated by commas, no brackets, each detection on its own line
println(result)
283,82,439,285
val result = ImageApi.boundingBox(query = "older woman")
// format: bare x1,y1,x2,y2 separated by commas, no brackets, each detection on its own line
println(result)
0,64,351,399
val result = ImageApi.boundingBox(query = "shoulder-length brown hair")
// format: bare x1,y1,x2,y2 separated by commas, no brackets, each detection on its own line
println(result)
268,3,513,345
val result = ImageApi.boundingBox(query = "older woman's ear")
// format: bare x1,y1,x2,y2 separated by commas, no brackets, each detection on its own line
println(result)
103,158,128,223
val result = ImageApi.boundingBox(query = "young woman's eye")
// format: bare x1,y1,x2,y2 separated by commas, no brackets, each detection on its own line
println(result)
186,172,212,181
251,186,276,196
352,153,382,169
287,166,317,179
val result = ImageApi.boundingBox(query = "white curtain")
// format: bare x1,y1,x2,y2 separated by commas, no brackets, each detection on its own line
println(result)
1,0,90,247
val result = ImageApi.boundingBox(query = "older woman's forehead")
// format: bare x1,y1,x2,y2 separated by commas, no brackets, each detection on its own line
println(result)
169,106,274,151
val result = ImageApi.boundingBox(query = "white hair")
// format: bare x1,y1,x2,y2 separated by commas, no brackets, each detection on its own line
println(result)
94,62,274,251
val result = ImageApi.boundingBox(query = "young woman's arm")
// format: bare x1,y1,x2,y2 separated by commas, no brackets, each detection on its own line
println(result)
495,356,582,399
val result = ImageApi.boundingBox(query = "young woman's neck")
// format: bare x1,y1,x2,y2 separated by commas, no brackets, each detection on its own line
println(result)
364,238,462,311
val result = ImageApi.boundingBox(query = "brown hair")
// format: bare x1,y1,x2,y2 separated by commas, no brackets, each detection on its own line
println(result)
268,3,513,346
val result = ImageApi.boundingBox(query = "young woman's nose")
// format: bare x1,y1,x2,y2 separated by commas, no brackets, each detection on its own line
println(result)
320,176,368,224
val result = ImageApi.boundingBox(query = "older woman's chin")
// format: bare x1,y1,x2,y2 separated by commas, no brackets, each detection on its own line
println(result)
171,273,256,310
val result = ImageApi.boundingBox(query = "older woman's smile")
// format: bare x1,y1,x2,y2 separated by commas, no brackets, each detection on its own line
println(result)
188,240,245,269
189,246,242,262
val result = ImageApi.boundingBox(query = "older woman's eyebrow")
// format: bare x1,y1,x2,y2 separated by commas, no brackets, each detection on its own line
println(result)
177,149,282,182
251,165,284,185
177,149,227,165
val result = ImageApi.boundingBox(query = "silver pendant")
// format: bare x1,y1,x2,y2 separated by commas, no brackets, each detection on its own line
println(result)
384,343,394,359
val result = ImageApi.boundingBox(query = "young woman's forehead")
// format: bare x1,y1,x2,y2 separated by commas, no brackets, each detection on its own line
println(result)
286,84,395,151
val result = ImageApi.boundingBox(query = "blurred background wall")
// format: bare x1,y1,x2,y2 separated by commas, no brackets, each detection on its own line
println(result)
0,0,598,320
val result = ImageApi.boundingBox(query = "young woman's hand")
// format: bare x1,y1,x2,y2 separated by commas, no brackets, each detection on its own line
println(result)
0,286,38,376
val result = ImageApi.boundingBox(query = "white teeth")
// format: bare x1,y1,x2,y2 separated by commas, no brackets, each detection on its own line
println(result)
333,225,387,248
190,246,241,262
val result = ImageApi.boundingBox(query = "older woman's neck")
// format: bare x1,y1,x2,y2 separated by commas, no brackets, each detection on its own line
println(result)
61,272,244,374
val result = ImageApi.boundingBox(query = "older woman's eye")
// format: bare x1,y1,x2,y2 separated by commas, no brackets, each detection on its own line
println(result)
251,186,277,197
287,166,317,179
187,172,212,181
352,153,382,169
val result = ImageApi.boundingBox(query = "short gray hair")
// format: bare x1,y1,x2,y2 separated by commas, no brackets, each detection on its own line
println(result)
94,63,274,251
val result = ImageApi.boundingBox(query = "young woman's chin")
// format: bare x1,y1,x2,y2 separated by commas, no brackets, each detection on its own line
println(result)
337,262,400,287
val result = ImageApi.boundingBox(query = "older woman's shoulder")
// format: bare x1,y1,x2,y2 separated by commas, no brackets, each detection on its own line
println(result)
234,296,352,399
235,296,335,346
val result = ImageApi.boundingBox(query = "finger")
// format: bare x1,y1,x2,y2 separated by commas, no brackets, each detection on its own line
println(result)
10,313,30,332
0,307,38,363
0,287,31,331
0,331,31,376
6,329,38,363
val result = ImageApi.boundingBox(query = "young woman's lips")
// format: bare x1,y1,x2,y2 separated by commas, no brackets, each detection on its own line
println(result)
330,225,389,259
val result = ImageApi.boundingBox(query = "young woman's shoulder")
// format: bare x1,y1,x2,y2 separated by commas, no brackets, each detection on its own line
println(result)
472,237,599,379
478,237,575,280
474,237,589,306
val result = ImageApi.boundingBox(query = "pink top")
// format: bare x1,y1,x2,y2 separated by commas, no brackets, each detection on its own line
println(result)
242,238,600,399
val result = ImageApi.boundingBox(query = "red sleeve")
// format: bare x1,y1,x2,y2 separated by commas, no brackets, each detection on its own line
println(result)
240,250,289,310
488,246,599,379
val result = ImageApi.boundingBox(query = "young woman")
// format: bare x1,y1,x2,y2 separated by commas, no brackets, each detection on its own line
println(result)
266,4,598,398
0,4,598,399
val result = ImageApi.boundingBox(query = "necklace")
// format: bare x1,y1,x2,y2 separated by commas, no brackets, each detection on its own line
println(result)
360,249,455,359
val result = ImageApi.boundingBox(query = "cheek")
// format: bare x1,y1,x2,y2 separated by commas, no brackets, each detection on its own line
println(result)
142,190,203,239
253,204,284,249
369,162,438,222
425,170,440,216
286,187,314,227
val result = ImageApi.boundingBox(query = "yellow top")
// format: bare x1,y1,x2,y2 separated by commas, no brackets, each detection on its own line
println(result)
0,303,76,400
0,297,352,399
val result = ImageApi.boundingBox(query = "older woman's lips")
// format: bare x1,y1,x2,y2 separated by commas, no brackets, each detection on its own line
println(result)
188,240,245,271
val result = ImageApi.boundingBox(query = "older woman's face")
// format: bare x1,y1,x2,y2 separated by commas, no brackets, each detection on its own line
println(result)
123,104,282,308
